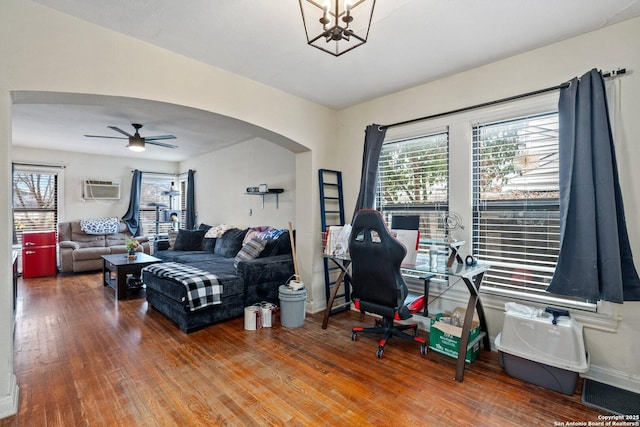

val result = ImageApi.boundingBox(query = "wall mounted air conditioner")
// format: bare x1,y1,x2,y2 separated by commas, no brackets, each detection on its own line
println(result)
83,179,120,200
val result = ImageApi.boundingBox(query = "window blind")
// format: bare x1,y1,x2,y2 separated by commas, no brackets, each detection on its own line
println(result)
13,170,59,246
140,174,179,236
472,112,561,296
377,132,449,259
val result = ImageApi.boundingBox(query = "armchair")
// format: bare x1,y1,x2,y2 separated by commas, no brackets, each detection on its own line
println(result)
349,209,427,358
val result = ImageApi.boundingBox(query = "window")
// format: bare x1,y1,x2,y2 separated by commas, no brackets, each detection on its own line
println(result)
472,112,562,298
377,131,449,259
140,174,182,236
12,165,62,247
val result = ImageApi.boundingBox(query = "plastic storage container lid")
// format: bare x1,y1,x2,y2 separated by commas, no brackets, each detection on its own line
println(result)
495,311,589,373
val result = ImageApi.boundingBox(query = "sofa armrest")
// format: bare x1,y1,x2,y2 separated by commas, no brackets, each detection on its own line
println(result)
154,239,170,252
237,254,295,305
59,240,80,250
135,236,150,243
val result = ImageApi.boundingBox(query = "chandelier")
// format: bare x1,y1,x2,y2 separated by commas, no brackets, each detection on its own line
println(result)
299,0,376,57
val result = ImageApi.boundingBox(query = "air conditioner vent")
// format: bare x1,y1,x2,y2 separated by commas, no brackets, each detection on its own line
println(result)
83,179,120,200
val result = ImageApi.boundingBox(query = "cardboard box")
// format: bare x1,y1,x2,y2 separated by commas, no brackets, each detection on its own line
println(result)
429,309,481,363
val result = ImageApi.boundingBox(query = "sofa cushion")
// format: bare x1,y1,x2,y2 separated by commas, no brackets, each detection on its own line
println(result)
214,228,248,258
173,229,206,251
259,231,292,257
201,237,216,252
72,246,110,261
234,238,267,268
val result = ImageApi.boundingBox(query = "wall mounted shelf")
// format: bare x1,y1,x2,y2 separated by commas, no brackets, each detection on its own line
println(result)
246,188,284,209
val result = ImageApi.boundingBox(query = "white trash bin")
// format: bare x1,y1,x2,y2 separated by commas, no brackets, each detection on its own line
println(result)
278,285,306,327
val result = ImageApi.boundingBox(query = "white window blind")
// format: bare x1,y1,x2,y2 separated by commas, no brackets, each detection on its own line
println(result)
140,174,180,236
13,168,60,246
377,132,449,257
472,112,561,296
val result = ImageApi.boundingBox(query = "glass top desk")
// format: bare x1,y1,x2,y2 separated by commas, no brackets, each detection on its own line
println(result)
321,250,491,382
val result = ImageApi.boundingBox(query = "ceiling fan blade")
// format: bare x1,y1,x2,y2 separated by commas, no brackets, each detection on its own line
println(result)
84,135,127,139
108,126,133,138
144,135,177,141
146,140,178,149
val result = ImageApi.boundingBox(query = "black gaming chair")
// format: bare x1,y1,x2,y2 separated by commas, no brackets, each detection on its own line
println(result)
349,209,427,358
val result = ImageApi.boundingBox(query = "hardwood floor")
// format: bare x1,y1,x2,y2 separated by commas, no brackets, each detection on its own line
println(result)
2,272,603,426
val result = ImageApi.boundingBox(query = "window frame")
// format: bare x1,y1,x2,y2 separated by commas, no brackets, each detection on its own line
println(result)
376,124,450,292
377,93,599,311
139,173,182,237
12,164,65,248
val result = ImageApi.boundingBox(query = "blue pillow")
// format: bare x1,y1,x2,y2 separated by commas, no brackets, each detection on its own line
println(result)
214,228,248,258
173,229,206,251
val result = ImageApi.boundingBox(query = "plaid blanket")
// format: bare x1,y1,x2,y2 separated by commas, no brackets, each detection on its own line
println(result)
142,262,222,311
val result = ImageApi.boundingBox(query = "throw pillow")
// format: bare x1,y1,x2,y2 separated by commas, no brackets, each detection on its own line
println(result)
173,229,206,251
259,231,292,257
198,223,213,233
201,237,216,252
234,238,268,268
205,224,236,238
214,228,248,258
167,230,179,250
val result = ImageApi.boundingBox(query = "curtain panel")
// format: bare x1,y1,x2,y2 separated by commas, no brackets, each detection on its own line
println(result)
186,169,196,230
122,169,142,236
352,124,387,220
547,69,640,303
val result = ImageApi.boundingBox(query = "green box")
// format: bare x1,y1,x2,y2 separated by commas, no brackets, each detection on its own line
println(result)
429,314,481,364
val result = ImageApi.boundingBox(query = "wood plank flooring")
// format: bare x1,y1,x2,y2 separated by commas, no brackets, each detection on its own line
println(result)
2,272,604,426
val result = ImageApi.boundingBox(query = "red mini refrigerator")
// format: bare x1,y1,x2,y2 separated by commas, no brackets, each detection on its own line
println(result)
22,230,57,278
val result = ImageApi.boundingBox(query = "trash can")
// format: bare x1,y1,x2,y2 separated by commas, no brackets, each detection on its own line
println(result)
494,303,589,395
278,285,306,327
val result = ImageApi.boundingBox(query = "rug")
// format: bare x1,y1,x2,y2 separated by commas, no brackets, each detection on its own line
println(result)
582,379,640,415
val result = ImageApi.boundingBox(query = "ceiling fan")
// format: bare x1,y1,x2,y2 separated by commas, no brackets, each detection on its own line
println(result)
84,123,177,152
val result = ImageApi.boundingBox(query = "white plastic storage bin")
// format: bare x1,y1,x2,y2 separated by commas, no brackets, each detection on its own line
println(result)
494,306,589,395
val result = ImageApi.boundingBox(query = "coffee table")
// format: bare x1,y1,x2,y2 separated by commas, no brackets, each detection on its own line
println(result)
102,253,162,300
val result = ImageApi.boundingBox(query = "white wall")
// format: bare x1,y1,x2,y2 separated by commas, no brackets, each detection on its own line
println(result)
333,17,640,391
0,0,334,418
12,146,179,222
179,137,296,229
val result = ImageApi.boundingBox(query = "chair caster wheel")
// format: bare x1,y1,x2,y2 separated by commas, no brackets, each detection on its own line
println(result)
351,331,358,341
420,344,427,355
376,347,384,358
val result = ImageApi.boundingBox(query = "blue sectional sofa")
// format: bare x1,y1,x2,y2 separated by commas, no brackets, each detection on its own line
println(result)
143,226,295,333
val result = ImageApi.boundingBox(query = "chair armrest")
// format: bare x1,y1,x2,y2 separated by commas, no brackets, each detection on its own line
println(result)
59,240,79,250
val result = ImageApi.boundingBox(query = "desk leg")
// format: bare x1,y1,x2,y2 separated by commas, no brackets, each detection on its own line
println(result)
321,268,348,329
474,275,491,351
455,280,478,382
454,272,488,382
423,277,431,317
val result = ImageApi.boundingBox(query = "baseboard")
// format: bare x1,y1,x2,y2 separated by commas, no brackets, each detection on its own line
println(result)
306,300,327,314
582,364,640,394
0,374,19,420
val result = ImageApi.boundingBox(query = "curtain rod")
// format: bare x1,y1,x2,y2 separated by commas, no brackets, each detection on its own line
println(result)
131,170,196,175
13,162,66,169
381,68,627,130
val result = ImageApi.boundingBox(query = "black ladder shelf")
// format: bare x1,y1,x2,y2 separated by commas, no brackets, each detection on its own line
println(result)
318,169,350,316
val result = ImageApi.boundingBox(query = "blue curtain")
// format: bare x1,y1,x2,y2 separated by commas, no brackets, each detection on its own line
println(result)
352,124,387,220
186,169,196,230
122,169,142,236
547,69,640,303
